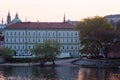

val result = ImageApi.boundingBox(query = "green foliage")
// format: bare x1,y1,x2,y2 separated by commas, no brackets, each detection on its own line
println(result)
76,16,116,57
1,48,13,58
31,39,60,64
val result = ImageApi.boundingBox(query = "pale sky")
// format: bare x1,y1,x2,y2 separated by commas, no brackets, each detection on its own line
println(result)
0,0,120,23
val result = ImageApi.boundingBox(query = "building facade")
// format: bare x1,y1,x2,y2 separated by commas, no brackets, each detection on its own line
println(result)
105,14,120,27
4,22,80,58
0,34,4,50
7,12,21,25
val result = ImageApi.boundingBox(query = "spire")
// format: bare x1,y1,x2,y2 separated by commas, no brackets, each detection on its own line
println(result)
12,12,21,23
1,18,3,25
63,13,66,22
15,12,19,18
7,11,11,24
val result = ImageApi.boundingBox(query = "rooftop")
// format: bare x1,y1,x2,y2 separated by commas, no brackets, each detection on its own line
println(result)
5,22,76,30
105,14,120,18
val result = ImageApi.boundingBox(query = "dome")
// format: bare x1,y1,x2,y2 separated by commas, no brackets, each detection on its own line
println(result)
12,18,21,23
12,13,21,23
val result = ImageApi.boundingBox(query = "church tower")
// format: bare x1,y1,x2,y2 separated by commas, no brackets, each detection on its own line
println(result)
15,13,19,19
7,12,11,24
12,12,21,23
63,13,66,22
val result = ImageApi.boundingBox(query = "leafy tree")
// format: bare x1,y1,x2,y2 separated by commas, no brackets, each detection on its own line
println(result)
76,16,116,58
31,39,60,65
1,48,13,58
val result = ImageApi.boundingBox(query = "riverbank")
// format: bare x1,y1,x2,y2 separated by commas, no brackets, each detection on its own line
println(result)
0,58,78,67
73,59,120,68
0,58,120,68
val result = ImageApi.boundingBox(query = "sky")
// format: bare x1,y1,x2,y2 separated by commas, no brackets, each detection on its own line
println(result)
0,0,120,23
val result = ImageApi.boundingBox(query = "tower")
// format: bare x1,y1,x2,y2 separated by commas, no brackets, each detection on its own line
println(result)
7,12,11,24
15,12,19,19
1,18,3,25
12,12,21,23
63,13,66,22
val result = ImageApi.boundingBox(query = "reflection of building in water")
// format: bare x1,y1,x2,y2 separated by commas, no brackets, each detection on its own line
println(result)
107,71,120,80
78,68,107,80
0,71,5,80
55,67,79,80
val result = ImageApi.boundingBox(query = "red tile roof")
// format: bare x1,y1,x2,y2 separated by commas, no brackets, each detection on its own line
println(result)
5,22,76,30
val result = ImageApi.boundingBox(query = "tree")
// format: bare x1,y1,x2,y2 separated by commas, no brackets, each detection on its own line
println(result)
76,16,116,58
31,39,60,65
1,48,13,59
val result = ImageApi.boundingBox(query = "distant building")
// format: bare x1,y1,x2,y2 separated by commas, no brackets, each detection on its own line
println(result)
7,12,11,24
0,18,6,50
66,20,79,26
12,13,21,23
62,13,79,26
7,12,21,25
0,34,4,50
4,22,80,58
105,14,120,27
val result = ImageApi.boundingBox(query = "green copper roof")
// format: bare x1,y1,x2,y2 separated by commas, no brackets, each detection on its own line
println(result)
12,18,21,23
12,13,21,23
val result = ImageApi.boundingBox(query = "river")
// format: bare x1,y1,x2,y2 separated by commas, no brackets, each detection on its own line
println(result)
0,66,119,80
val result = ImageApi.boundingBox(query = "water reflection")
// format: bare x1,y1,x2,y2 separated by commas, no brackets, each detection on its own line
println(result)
78,68,120,80
0,66,79,80
0,66,119,80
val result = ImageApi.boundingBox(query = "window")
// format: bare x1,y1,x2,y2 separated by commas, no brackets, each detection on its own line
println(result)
71,33,73,36
29,32,30,36
29,39,30,42
59,33,61,36
19,32,20,35
19,39,20,42
14,45,16,49
23,45,24,49
14,32,16,35
67,46,69,49
48,32,50,36
6,38,8,42
75,32,77,36
76,46,78,49
14,39,16,42
6,32,8,35
29,45,30,49
18,45,20,49
11,39,12,42
23,32,24,36
67,39,69,42
71,39,73,42
67,33,69,36
11,32,12,35
71,46,73,49
33,46,34,49
33,39,35,42
75,39,77,42
63,46,64,49
39,39,40,42
53,33,54,36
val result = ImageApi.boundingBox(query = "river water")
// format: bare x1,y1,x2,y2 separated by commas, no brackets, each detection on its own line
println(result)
0,66,119,80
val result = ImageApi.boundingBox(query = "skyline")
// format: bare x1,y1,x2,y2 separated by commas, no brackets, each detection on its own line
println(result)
0,0,120,23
